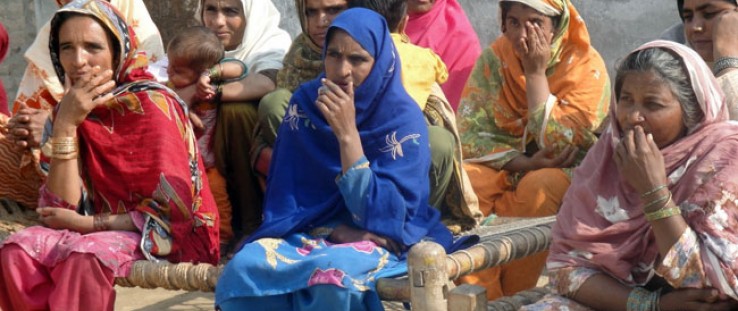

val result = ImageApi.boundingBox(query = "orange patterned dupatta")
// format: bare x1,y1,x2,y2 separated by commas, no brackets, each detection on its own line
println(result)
458,0,610,168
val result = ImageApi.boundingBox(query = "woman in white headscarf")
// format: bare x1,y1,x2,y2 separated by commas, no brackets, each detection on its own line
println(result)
195,0,292,245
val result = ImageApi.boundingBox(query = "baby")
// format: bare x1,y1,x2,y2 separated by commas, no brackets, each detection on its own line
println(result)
166,26,248,252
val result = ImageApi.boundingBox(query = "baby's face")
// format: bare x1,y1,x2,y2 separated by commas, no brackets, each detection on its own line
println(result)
167,59,200,89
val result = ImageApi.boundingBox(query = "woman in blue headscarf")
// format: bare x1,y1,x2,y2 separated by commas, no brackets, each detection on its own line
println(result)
215,8,465,310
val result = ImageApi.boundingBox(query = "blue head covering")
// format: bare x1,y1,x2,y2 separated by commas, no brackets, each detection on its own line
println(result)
247,8,452,251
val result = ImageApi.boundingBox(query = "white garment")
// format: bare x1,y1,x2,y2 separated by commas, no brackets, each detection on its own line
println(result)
195,0,292,74
13,0,165,112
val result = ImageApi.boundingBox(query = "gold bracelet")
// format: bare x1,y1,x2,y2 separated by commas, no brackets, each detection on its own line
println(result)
41,136,79,159
53,151,78,160
641,184,667,198
93,213,110,231
643,191,671,212
645,205,681,221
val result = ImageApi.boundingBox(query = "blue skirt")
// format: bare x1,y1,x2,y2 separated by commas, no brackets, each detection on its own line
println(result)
215,232,407,310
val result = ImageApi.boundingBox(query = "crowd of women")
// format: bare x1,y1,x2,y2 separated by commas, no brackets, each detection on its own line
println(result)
0,0,737,310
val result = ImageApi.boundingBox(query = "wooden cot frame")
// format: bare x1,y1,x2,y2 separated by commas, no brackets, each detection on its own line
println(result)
1,199,554,310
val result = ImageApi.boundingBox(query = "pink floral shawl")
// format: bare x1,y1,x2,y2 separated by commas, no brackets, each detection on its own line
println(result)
548,41,738,295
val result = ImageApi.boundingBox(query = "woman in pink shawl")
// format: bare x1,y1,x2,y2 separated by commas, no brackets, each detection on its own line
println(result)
524,41,738,310
406,0,481,110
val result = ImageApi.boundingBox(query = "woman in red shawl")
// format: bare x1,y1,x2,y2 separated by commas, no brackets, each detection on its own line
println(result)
406,0,481,110
0,1,219,310
523,41,738,310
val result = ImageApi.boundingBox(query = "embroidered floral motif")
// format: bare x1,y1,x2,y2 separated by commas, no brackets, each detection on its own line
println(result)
379,131,421,160
307,268,346,287
284,103,308,130
257,238,300,269
595,196,629,223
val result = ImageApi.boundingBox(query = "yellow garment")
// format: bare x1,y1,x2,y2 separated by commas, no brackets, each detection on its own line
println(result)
391,33,448,110
457,163,570,300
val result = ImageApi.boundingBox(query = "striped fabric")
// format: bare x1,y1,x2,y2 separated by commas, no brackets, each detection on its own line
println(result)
0,115,43,209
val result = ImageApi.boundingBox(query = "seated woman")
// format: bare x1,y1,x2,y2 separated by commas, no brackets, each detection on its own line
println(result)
1,0,165,209
215,8,467,310
196,0,291,239
456,0,610,300
0,1,219,310
524,41,738,311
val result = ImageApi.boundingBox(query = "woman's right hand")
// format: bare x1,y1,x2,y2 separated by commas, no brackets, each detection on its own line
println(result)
54,66,116,131
660,288,738,311
329,224,404,255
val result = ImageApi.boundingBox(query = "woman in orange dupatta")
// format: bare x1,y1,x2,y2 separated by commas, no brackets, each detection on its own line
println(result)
456,0,610,300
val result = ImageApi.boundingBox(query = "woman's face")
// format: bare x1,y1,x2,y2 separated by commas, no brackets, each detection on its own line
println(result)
58,15,115,86
305,0,347,48
503,3,555,51
682,0,737,62
407,0,436,14
324,29,375,90
202,0,246,51
616,71,687,149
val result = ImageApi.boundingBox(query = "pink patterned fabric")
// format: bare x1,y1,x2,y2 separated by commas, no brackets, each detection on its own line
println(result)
0,244,117,311
1,226,144,277
405,0,481,110
548,41,738,297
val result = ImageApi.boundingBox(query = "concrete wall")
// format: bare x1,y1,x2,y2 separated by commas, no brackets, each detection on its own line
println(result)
1,0,680,105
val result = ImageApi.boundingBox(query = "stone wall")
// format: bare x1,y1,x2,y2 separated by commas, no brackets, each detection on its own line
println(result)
1,0,680,106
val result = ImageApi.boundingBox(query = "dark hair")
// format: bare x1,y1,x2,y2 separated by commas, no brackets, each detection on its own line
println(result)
677,0,737,20
500,2,561,33
348,0,407,32
615,47,703,130
52,12,121,76
167,26,224,74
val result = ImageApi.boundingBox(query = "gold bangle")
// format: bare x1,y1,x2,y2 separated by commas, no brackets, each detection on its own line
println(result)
643,191,671,212
41,136,79,159
645,205,681,221
641,184,667,198
53,151,78,160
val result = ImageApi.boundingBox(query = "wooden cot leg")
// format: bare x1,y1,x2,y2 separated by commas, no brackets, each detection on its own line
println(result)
408,241,448,311
448,284,487,311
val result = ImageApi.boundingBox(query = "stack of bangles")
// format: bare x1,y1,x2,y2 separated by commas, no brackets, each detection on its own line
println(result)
93,213,110,231
41,136,78,160
627,287,661,311
641,184,681,221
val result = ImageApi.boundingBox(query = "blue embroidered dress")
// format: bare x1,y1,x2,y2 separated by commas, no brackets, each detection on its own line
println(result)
215,8,460,310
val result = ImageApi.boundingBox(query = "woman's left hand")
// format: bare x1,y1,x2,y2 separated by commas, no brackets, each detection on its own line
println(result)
614,126,668,195
37,207,89,232
329,224,404,256
516,22,553,75
316,79,359,142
